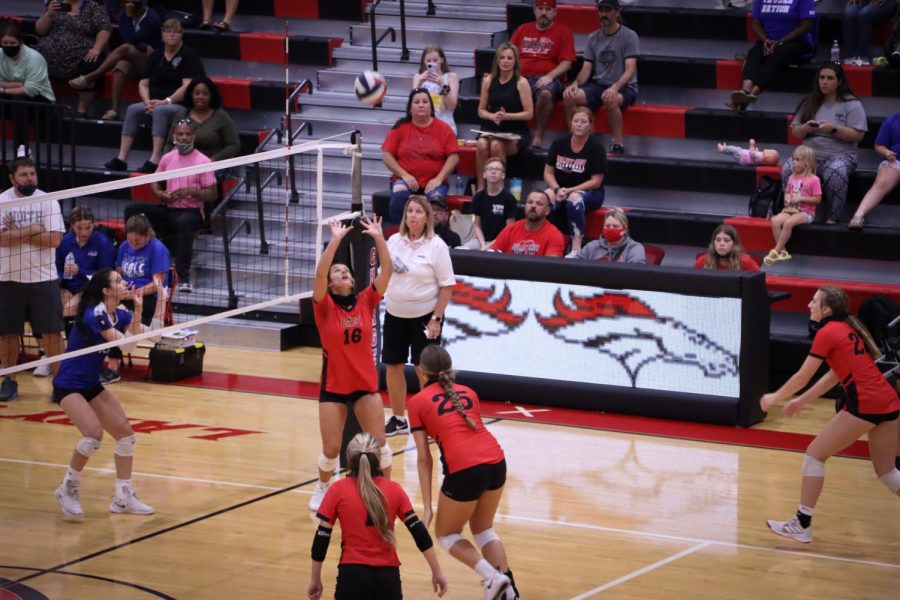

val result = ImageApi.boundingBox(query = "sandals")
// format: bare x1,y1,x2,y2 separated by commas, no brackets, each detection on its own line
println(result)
731,89,758,105
101,109,120,121
68,75,90,90
848,216,865,230
212,21,232,32
763,249,791,266
724,100,747,113
198,20,213,30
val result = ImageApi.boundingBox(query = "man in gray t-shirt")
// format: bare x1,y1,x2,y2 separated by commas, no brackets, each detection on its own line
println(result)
563,0,639,156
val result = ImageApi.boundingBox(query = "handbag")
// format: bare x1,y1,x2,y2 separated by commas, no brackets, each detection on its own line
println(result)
748,175,783,218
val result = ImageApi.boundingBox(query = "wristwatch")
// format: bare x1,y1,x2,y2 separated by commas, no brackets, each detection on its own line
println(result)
430,315,443,323
830,126,838,134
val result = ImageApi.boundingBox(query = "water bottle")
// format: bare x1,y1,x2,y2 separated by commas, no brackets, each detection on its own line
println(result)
509,177,522,202
63,252,75,280
831,40,840,63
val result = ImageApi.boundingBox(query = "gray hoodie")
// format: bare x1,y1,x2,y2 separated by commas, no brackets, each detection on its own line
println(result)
568,236,646,264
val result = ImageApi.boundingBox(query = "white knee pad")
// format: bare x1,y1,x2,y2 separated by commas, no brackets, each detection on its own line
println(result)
802,455,825,477
75,437,101,458
318,453,339,474
114,434,136,457
472,528,500,552
379,444,393,470
437,533,465,553
879,469,900,494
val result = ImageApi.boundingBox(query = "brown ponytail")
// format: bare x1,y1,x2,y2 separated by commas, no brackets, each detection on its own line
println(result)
420,345,477,430
818,286,882,359
346,433,395,547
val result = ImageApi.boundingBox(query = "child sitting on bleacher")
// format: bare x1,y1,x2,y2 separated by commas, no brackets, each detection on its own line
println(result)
764,146,821,266
717,139,780,166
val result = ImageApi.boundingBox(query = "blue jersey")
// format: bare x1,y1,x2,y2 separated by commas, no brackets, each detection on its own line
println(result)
54,304,132,389
117,238,170,290
55,230,117,292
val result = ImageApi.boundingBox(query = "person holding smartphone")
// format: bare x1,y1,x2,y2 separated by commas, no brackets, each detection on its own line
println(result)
411,44,459,135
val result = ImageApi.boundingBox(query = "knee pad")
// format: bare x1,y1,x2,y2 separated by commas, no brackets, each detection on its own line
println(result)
437,532,465,553
114,434,136,457
472,528,500,552
317,453,338,474
879,469,900,494
802,455,825,477
75,437,101,458
379,444,393,470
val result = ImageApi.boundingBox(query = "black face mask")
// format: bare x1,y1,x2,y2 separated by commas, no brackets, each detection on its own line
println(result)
808,315,838,337
329,290,357,311
16,184,37,196
2,45,20,58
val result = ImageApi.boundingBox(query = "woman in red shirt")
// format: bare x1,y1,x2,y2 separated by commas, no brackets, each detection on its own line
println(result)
760,286,900,543
309,217,393,512
409,346,518,600
307,433,447,600
693,224,760,271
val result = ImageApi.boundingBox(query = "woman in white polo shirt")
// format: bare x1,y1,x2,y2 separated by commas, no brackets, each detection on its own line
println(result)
383,195,456,436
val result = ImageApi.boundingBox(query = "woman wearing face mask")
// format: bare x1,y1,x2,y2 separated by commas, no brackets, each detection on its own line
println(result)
56,206,117,324
0,19,56,156
124,119,216,293
567,207,645,263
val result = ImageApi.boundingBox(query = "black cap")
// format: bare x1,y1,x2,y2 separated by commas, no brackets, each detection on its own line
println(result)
429,194,448,210
597,0,620,9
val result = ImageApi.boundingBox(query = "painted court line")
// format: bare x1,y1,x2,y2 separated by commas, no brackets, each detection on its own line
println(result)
568,542,712,599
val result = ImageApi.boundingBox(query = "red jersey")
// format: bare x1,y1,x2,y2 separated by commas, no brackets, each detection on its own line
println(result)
381,119,459,189
692,254,760,272
316,476,414,567
810,320,900,415
408,382,505,475
313,286,381,394
510,21,576,78
491,219,565,256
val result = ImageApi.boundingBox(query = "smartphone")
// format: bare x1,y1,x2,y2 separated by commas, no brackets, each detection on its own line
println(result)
808,121,819,128
426,62,438,75
59,1,73,10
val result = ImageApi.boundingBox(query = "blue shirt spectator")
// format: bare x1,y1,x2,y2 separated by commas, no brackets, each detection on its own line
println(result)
117,3,162,52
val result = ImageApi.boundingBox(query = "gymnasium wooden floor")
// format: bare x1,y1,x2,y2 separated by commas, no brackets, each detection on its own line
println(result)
1,346,897,599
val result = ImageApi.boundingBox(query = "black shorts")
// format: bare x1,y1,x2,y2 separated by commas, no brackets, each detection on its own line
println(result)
847,408,900,425
320,389,375,404
335,564,402,600
381,311,439,365
0,280,64,336
581,81,638,112
52,383,105,404
441,459,507,502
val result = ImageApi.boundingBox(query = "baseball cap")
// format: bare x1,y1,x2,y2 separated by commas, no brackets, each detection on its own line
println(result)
429,195,448,210
597,0,620,9
535,0,557,7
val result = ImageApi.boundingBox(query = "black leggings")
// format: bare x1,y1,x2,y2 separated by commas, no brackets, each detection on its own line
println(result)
742,39,813,90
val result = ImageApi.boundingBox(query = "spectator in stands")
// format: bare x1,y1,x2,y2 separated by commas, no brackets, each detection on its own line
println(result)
105,18,205,174
489,190,565,256
411,44,459,135
428,196,462,248
544,106,607,253
783,62,866,224
382,88,459,224
382,195,456,437
849,110,900,230
842,0,898,66
568,207,645,263
510,0,576,148
766,146,822,265
563,0,638,156
125,119,216,293
469,157,517,250
0,157,65,400
475,43,534,191
693,224,760,271
199,0,240,32
68,0,163,121
35,0,110,118
0,19,56,157
717,139,780,165
106,213,169,383
163,77,239,162
727,0,815,113
56,205,117,322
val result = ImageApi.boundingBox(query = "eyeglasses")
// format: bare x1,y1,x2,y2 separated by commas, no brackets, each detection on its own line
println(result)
176,118,193,125
411,87,429,95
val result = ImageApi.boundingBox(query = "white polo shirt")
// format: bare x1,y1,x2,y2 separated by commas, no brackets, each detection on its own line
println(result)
385,233,456,318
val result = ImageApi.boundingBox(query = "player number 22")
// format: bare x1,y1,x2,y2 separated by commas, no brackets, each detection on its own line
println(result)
343,328,362,345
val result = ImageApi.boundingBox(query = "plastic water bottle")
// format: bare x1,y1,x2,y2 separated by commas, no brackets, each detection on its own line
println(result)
63,252,75,280
831,40,840,63
509,177,522,202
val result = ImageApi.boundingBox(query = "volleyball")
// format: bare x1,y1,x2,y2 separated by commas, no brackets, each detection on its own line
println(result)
354,70,387,106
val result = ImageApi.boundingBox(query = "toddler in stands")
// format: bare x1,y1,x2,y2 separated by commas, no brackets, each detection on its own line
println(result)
764,146,821,265
717,139,780,165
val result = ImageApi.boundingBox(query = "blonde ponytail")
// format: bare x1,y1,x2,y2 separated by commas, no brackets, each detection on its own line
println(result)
347,433,395,547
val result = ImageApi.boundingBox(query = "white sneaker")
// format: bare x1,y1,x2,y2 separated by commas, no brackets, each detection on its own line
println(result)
767,516,812,543
505,586,519,599
109,486,155,515
55,481,84,518
16,144,30,158
33,361,52,377
309,480,330,512
482,571,511,600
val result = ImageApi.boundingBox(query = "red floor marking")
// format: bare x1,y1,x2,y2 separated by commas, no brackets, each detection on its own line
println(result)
121,368,870,460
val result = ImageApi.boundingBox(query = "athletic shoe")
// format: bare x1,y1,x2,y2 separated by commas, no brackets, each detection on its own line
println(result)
33,361,52,377
16,144,30,158
101,109,120,121
178,280,193,293
55,481,84,518
138,160,159,174
110,486,155,515
0,376,18,401
384,416,409,437
99,368,121,384
309,480,330,512
505,587,519,599
609,143,625,156
482,571,511,600
767,517,812,543
105,157,127,171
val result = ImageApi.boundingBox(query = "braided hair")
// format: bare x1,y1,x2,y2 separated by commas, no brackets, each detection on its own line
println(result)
419,345,477,430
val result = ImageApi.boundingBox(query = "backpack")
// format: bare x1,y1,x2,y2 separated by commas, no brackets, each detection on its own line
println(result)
858,295,900,355
748,175,783,218
449,210,477,246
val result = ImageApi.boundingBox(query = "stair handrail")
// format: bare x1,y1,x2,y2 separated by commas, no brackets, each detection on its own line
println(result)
368,0,402,72
284,79,313,202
